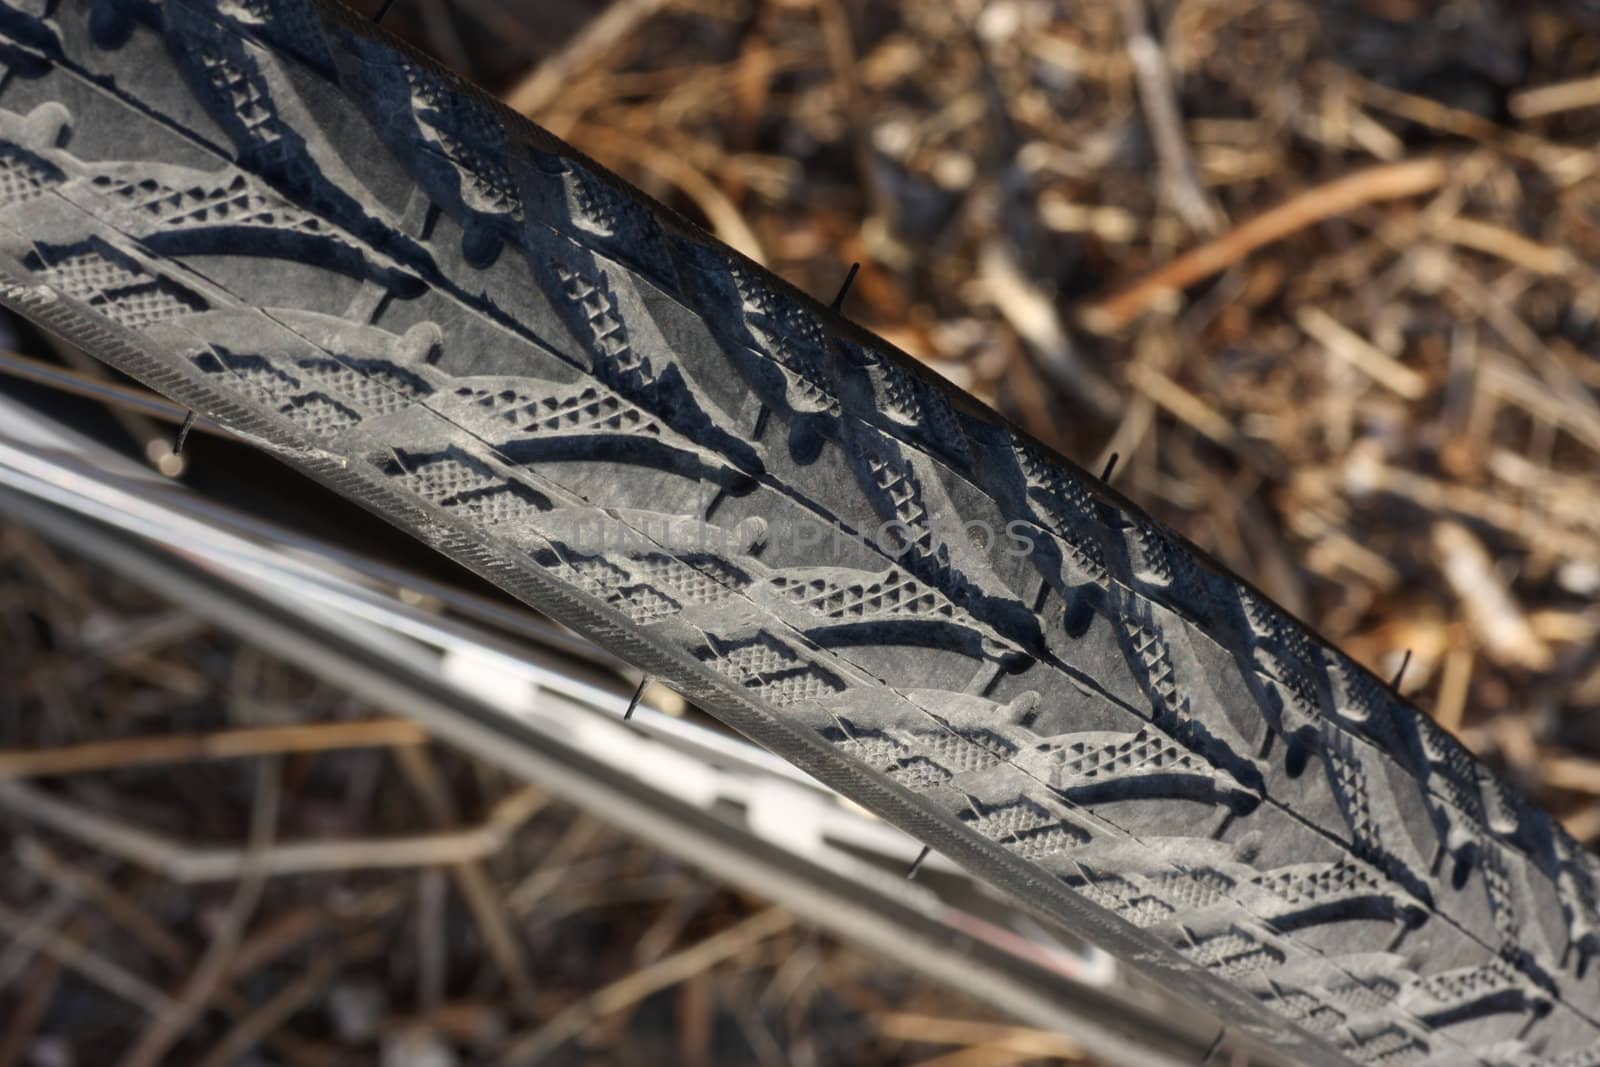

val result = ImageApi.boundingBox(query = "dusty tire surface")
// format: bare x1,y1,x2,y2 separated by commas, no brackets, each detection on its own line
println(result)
0,3,1597,1063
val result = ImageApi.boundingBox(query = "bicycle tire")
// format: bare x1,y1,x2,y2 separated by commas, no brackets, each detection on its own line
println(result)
0,4,1595,1064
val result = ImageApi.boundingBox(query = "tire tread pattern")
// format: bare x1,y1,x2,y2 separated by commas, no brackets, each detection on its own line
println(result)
0,4,1595,1064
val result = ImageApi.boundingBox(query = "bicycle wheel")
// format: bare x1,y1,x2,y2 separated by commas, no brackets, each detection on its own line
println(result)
0,4,1595,1063
0,385,1234,1067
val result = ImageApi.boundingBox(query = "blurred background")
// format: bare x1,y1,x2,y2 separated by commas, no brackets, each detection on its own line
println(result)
3,0,1600,1062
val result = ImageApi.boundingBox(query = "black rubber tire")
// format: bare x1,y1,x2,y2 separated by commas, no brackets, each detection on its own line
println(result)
0,4,1596,1064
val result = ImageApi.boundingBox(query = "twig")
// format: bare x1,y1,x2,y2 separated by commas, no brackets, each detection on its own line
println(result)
1091,359,1160,489
1430,216,1578,278
1561,805,1600,844
4,854,390,1064
905,1047,1041,1067
1295,306,1429,399
383,1001,509,1048
1478,359,1600,456
529,872,689,933
0,719,428,778
1443,269,1600,455
977,240,1121,418
1083,158,1449,333
1541,756,1600,797
505,0,672,116
196,933,385,1067
632,886,707,967
7,527,94,611
49,340,187,477
0,780,547,882
1124,361,1234,444
0,954,63,1067
722,969,788,1067
120,758,281,1067
818,0,893,235
417,867,447,1014
395,747,540,1006
1238,495,1310,619
16,840,190,970
1511,74,1600,120
1434,645,1476,735
678,970,714,1066
497,907,795,1065
1341,451,1599,563
223,907,328,981
1432,521,1554,672
0,780,199,875
0,898,173,1015
1331,64,1592,182
223,888,399,992
507,814,607,916
1115,0,1221,235
0,883,76,993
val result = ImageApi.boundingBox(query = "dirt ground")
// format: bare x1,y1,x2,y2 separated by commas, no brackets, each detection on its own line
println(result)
3,0,1600,1064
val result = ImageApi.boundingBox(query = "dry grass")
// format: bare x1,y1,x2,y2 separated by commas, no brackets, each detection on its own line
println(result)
405,0,1600,841
4,0,1600,1062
